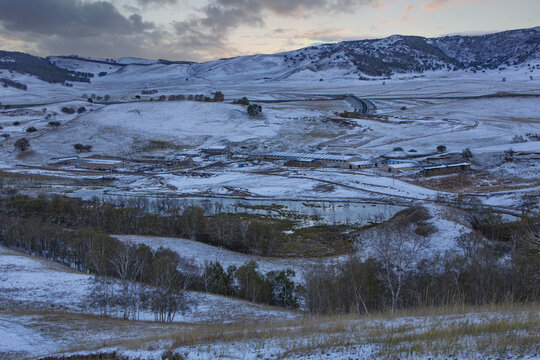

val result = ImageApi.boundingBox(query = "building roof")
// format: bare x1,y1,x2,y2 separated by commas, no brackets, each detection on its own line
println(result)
349,161,372,166
387,162,418,169
423,162,471,170
76,158,124,165
263,151,358,162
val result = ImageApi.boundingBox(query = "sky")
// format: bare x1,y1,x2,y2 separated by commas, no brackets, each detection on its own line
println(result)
0,0,538,62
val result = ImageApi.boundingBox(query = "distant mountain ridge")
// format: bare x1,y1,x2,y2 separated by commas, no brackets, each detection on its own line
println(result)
279,26,540,77
1,26,539,83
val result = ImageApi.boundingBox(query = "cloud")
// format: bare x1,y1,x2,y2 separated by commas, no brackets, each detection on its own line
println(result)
405,4,414,11
0,0,155,37
171,0,377,59
137,0,177,7
0,0,166,59
422,0,482,12
372,1,387,8
0,0,380,61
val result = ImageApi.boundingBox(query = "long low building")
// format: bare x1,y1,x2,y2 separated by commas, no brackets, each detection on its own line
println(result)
261,151,361,163
423,162,471,176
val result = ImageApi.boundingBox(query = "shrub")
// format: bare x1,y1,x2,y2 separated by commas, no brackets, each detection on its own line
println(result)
213,91,224,102
233,97,250,106
247,104,262,117
25,126,37,133
61,107,76,114
12,121,20,126
48,121,61,126
393,147,404,152
461,148,473,160
77,106,87,114
98,71,107,77
14,137,30,151
74,143,93,153
1,133,10,139
437,145,447,153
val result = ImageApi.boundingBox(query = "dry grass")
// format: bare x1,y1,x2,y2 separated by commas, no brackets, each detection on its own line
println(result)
4,303,538,359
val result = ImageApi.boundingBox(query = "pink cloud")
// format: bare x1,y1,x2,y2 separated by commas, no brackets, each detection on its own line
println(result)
373,1,387,8
380,19,391,24
423,0,482,12
405,4,414,11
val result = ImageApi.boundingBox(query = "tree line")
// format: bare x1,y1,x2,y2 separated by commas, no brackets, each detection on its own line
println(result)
303,208,539,314
0,194,311,256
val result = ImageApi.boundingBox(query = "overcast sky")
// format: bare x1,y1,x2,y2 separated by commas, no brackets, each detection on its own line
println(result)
0,0,538,62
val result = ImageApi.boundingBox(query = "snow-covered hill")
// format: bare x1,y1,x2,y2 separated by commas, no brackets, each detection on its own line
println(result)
40,26,540,81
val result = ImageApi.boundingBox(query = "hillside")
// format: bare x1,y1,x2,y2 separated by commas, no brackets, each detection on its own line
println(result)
44,26,540,80
0,50,93,84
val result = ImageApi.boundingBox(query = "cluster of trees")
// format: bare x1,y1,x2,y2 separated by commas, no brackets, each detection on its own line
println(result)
0,208,299,317
0,50,92,84
144,91,225,103
202,261,298,308
0,194,289,256
1,78,27,90
61,106,86,115
304,210,539,314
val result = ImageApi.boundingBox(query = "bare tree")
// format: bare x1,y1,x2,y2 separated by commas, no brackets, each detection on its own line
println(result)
371,222,429,313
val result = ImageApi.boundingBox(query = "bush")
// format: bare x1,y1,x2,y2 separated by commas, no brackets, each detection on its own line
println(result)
213,91,224,102
77,106,87,114
233,97,250,106
437,145,447,153
14,137,30,151
461,148,473,160
247,104,262,117
12,121,20,126
61,107,76,114
74,143,93,152
1,133,10,139
48,121,61,126
25,126,37,133
393,147,404,152
98,71,107,77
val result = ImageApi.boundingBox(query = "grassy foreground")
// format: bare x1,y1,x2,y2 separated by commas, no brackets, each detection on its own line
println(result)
15,302,539,359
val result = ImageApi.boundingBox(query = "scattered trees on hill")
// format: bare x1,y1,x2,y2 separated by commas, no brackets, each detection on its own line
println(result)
1,78,27,90
0,50,92,84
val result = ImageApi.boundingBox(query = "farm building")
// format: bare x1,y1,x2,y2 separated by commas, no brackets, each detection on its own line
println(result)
423,162,471,176
342,160,377,169
285,159,323,167
209,154,229,161
380,162,419,173
68,157,128,171
201,145,229,155
262,151,361,164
